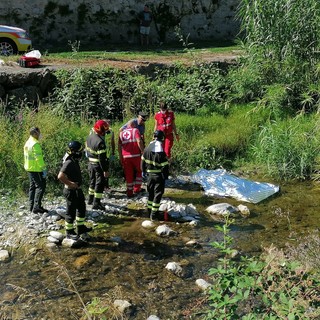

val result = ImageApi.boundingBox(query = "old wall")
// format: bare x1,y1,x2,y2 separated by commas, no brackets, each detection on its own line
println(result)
0,0,240,48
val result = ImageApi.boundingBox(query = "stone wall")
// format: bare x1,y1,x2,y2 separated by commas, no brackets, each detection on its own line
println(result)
0,0,240,48
0,67,55,106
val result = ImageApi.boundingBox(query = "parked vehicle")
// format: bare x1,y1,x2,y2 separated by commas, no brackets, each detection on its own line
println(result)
0,25,32,55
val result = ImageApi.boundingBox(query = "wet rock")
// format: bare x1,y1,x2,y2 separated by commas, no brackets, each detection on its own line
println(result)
196,279,211,290
142,220,155,228
156,225,175,236
165,262,183,276
114,299,133,315
237,204,250,217
189,220,198,226
47,236,60,244
49,231,64,241
206,203,239,216
61,238,88,248
46,242,58,249
0,249,10,261
186,240,200,247
74,254,97,269
186,204,198,215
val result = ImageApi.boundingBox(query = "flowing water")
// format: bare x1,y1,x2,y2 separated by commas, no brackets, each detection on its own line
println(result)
0,179,319,320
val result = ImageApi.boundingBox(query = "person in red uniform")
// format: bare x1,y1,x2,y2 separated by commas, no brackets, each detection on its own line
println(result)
154,101,179,159
118,120,144,197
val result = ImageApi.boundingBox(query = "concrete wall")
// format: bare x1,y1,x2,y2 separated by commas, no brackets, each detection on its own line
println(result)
0,0,240,49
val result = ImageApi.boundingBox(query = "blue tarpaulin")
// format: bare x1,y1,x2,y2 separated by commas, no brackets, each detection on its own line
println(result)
192,169,279,204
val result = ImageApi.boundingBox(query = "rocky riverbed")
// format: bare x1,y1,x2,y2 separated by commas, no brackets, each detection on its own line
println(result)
1,176,319,319
0,177,219,319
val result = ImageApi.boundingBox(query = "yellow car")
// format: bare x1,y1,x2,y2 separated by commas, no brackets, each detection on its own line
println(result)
0,25,32,55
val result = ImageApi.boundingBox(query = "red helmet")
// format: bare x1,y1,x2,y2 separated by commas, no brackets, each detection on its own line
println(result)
94,120,109,135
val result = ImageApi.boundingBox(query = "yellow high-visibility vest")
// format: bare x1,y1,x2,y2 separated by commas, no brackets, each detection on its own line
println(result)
24,136,46,172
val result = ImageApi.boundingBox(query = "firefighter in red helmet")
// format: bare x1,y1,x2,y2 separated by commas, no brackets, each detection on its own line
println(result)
85,120,109,210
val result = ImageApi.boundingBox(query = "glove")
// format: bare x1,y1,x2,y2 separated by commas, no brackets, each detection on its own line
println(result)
42,170,47,178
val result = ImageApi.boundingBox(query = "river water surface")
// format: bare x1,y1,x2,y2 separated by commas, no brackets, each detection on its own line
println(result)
0,179,319,319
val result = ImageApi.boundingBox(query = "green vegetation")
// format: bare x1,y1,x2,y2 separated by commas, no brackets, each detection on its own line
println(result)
206,216,320,319
1,0,320,318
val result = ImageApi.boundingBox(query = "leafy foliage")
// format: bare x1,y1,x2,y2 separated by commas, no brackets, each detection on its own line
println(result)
206,216,320,319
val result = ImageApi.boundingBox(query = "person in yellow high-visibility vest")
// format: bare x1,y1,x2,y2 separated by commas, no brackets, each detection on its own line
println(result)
24,127,48,214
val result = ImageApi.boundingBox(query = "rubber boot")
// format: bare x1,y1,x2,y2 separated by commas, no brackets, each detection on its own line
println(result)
87,194,94,205
92,199,105,211
77,225,93,235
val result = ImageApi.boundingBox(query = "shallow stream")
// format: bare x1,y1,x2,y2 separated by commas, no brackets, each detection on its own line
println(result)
0,179,319,319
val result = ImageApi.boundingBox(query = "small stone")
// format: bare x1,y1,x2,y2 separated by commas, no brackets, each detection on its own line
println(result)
165,262,182,276
196,279,211,290
47,236,60,244
237,204,250,217
114,299,132,314
49,231,64,241
142,220,155,228
156,225,175,236
0,250,10,261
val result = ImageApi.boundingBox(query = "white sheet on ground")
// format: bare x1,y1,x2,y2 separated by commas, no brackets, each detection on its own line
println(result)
192,169,279,204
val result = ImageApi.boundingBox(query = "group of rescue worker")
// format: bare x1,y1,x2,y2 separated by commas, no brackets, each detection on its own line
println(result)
23,103,179,240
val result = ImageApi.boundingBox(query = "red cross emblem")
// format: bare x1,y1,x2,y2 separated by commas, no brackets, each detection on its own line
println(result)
123,131,131,140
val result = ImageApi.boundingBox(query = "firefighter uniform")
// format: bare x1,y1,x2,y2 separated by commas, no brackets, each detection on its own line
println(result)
119,126,143,197
86,129,109,210
142,135,169,219
58,142,92,238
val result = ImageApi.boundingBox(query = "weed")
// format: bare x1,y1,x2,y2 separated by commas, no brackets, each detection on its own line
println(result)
205,215,320,319
68,39,81,54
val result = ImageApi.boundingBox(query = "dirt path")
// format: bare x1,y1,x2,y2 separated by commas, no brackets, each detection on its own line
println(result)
43,51,240,70
0,50,241,73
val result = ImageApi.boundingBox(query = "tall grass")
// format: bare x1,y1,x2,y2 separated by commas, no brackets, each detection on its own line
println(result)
251,115,320,180
234,0,320,113
0,103,269,195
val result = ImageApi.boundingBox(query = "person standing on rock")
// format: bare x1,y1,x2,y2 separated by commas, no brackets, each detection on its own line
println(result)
118,120,144,197
142,130,169,220
24,127,48,214
58,141,92,240
154,101,179,160
86,120,109,210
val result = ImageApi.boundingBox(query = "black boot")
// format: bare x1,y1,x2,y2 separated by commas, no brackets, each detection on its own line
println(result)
92,199,105,211
66,229,79,240
87,195,94,205
77,225,93,235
